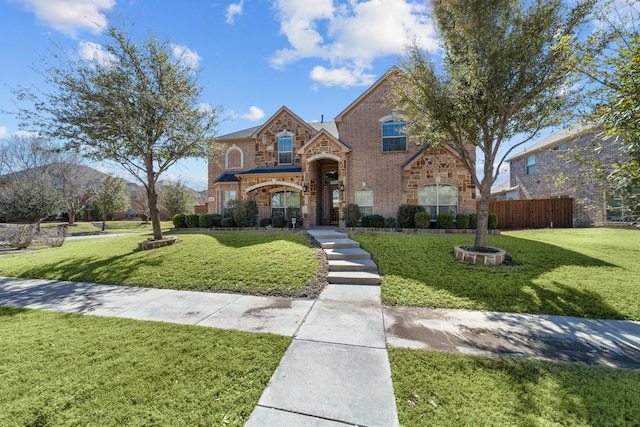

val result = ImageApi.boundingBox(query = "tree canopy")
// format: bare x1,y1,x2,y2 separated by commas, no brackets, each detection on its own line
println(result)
94,176,130,231
15,24,223,240
390,0,597,248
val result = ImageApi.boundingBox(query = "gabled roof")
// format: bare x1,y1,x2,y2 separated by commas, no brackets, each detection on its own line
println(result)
401,145,460,170
250,106,318,138
298,128,351,156
216,125,262,141
309,121,339,139
507,122,600,161
334,67,400,123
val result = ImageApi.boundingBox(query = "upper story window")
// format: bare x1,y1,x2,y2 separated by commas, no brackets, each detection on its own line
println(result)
225,145,243,169
278,134,293,165
526,155,536,174
382,119,407,152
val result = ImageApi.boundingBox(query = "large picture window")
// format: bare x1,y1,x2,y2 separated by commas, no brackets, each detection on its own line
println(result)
356,188,373,217
418,184,458,219
278,134,293,164
382,120,407,152
272,190,300,218
222,190,236,217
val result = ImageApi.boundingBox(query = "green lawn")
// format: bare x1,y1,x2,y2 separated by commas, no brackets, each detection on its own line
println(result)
351,228,640,320
0,307,290,426
0,231,322,297
390,348,640,427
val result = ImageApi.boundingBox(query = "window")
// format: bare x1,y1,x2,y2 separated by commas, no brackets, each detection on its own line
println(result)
278,134,293,164
382,120,407,152
606,190,638,222
222,190,236,217
272,190,300,218
225,145,243,169
418,184,458,219
356,188,373,217
526,155,536,174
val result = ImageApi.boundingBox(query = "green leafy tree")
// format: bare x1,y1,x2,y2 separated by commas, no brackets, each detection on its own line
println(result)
0,174,63,231
14,24,223,240
94,176,130,231
160,181,195,218
390,0,597,248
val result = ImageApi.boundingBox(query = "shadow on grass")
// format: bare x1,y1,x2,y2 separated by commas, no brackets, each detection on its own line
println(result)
357,233,628,319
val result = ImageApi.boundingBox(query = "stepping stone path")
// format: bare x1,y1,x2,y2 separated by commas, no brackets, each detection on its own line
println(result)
246,229,399,427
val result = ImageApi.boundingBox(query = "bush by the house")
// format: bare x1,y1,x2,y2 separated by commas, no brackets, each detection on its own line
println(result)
220,217,236,227
172,214,187,229
397,204,425,228
414,212,431,229
272,215,286,228
386,216,396,228
211,214,223,227
343,204,360,227
0,224,36,249
233,200,258,227
436,213,454,229
185,214,200,228
260,217,272,227
456,213,470,229
469,213,478,229
488,213,499,230
286,208,303,228
198,214,216,228
362,214,385,228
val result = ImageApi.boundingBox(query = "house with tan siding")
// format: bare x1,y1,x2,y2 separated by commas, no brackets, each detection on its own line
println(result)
208,68,476,227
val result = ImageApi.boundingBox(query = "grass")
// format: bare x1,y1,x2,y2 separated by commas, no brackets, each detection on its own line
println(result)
389,348,640,427
350,228,640,320
0,231,322,297
0,307,290,426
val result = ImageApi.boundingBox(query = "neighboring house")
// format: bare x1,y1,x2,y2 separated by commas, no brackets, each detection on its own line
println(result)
208,68,477,228
501,123,630,226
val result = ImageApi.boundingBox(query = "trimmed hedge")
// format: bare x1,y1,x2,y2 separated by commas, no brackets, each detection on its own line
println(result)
172,214,186,229
260,217,272,227
211,214,223,227
362,214,385,228
488,213,499,230
414,212,431,229
185,214,199,228
199,214,216,228
343,204,360,227
398,205,425,228
455,213,470,229
436,213,454,229
220,217,236,227
233,200,258,227
469,213,478,229
386,217,396,228
272,216,286,228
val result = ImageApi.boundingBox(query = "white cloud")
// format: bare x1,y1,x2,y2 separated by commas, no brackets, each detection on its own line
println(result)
171,44,202,69
0,127,9,140
226,1,244,24
269,0,438,87
240,106,265,121
8,0,115,37
78,41,115,65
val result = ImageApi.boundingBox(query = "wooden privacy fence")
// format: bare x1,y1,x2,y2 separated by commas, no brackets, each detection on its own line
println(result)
485,198,574,229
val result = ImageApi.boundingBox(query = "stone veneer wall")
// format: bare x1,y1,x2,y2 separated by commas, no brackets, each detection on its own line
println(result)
255,112,314,167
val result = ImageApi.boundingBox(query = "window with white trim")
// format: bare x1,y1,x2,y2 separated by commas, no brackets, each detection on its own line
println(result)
356,188,373,218
225,145,243,169
278,134,293,164
526,155,536,174
418,184,458,219
382,120,407,152
271,190,300,218
222,190,236,217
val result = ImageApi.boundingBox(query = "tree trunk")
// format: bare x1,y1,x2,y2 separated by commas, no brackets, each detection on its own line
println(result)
68,208,76,226
102,217,106,231
147,184,163,241
474,197,489,248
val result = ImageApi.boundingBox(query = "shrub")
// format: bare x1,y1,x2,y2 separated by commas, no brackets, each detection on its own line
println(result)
455,213,470,229
36,227,67,248
0,224,36,249
212,214,223,227
343,204,360,227
397,205,425,228
198,214,216,228
362,214,385,228
172,214,187,229
414,212,431,229
488,213,499,230
386,216,396,228
260,217,272,227
469,213,478,229
185,214,200,228
436,213,454,229
220,217,236,227
233,200,258,227
272,215,286,228
286,208,303,228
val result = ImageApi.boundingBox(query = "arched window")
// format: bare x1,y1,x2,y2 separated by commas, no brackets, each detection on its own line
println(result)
382,119,406,152
271,190,300,218
418,184,458,219
225,145,243,169
278,134,293,164
356,188,373,217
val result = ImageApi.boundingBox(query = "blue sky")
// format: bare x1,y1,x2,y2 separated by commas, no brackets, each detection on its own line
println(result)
0,0,442,190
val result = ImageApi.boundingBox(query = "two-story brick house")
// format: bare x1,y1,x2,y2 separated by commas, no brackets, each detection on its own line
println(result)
503,123,629,226
208,68,477,228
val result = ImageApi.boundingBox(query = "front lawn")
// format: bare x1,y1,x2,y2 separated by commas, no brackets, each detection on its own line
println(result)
0,231,322,297
0,307,290,426
390,348,640,427
351,228,640,320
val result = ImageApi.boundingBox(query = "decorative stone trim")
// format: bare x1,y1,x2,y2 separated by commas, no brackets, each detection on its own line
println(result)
137,236,179,251
454,245,506,265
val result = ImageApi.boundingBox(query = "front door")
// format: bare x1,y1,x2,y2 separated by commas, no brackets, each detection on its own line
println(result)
323,185,340,225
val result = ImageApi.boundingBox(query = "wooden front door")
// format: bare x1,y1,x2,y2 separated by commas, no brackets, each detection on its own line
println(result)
323,185,340,225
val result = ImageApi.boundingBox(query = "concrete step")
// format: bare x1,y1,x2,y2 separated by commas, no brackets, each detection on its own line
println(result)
324,248,372,260
307,230,347,240
317,238,360,249
328,259,378,272
327,271,381,285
